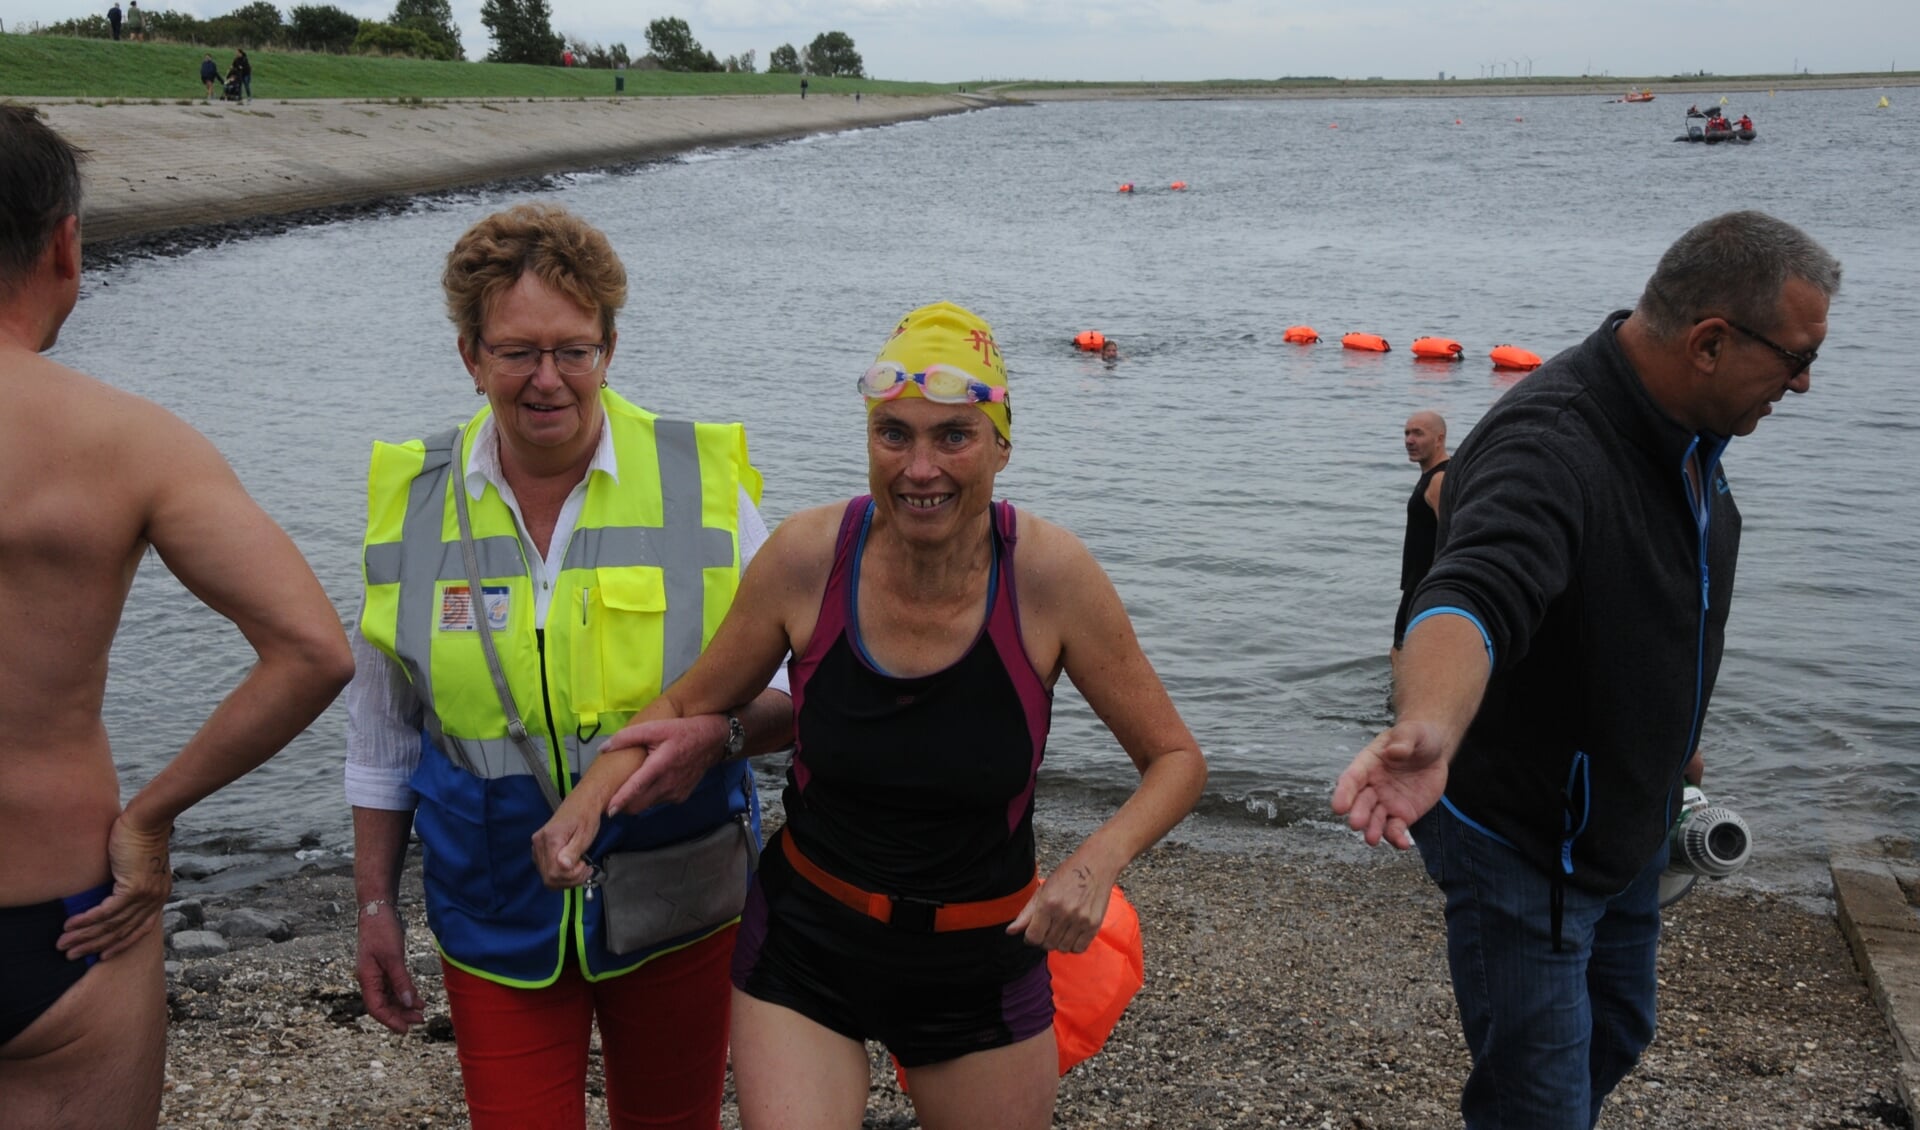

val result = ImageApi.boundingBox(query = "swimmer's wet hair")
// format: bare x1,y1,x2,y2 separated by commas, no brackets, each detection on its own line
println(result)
443,203,627,350
0,104,85,292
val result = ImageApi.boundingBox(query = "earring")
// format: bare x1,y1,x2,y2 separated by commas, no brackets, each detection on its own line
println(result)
600,378,608,388
474,386,485,395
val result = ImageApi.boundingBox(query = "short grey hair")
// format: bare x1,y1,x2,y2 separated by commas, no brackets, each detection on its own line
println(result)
1634,210,1842,340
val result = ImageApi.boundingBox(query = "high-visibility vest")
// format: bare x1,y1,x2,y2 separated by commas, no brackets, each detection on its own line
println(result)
361,388,762,985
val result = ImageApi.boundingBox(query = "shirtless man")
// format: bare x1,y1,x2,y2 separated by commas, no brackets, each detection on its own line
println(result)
0,106,355,1128
1392,411,1448,670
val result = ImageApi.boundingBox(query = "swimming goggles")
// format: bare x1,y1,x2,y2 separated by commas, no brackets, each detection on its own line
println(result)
858,361,1009,406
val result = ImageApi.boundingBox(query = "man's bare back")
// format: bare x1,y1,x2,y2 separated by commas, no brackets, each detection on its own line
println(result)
0,105,354,1130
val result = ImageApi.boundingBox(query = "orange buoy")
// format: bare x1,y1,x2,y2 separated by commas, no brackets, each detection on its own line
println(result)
1490,344,1543,370
1117,183,1134,194
893,886,1145,1088
1341,332,1391,352
1411,336,1465,360
1169,181,1188,191
1282,325,1320,344
1073,331,1106,352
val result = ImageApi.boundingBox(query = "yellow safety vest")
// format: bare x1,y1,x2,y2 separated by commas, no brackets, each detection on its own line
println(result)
360,388,763,984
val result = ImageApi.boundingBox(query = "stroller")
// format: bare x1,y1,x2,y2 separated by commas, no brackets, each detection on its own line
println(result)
222,68,243,102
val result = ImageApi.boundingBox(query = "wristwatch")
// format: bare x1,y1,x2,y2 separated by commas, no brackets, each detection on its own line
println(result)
723,711,747,757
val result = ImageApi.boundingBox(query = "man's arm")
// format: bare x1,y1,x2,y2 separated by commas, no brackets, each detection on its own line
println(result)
1423,468,1446,516
1333,612,1492,848
59,411,353,960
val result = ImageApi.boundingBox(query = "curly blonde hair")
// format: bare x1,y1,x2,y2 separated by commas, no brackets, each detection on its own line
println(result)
442,203,627,349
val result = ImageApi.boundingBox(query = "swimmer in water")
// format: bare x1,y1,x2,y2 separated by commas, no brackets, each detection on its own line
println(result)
1100,340,1119,362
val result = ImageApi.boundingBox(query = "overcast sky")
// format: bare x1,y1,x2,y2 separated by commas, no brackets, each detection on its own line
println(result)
18,0,1918,81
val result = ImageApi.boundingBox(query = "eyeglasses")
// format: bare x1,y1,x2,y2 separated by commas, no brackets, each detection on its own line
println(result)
1724,320,1816,379
858,361,1009,406
478,338,606,378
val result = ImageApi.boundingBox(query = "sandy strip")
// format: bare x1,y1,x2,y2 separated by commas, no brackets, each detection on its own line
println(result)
28,94,988,243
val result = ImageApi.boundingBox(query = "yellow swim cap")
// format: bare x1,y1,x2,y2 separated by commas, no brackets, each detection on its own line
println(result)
867,301,1011,442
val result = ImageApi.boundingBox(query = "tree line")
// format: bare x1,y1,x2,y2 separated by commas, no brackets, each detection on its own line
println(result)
35,2,864,76
38,0,464,60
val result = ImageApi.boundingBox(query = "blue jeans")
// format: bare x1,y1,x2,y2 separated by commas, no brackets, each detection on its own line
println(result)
1414,803,1665,1130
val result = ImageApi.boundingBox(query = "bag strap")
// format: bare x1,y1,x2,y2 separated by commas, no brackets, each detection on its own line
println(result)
451,453,566,814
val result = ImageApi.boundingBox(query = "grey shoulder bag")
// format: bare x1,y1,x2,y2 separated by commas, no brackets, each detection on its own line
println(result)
451,461,756,956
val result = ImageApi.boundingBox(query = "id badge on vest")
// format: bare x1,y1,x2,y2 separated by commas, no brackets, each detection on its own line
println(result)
439,584,510,632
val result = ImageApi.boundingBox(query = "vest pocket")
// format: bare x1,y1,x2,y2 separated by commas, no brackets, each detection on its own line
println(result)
411,751,503,916
577,568,668,715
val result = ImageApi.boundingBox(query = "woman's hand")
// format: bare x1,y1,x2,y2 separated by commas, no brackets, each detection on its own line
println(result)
532,790,604,890
602,714,730,814
1007,857,1116,954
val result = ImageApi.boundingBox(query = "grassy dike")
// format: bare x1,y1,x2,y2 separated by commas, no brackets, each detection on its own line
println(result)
0,34,956,99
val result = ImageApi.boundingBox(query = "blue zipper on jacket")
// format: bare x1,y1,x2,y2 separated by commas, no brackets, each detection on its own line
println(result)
1676,435,1730,815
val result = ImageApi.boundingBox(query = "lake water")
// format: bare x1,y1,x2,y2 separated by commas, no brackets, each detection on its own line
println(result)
53,87,1919,895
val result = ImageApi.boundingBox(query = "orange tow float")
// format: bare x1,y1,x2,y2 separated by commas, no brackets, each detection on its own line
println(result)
1410,336,1465,361
1117,183,1134,194
1282,325,1320,344
1073,331,1107,352
1169,181,1188,191
1490,344,1543,370
1341,332,1391,352
894,885,1145,1087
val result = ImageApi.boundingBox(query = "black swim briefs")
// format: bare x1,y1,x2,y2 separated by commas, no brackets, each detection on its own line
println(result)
0,883,110,1047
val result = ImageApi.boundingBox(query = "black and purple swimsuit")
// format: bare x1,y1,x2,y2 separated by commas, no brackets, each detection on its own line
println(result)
731,495,1056,1066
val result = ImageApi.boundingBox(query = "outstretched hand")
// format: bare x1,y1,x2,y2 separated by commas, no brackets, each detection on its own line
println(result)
602,714,730,815
1331,720,1451,850
57,811,173,961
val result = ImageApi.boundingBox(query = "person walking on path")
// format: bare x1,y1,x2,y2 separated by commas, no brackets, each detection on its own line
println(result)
1333,210,1840,1130
107,2,122,40
0,105,354,1130
125,0,143,40
231,48,252,102
1391,410,1448,668
199,53,219,101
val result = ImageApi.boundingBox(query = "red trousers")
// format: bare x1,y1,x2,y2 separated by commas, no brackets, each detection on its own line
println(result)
440,925,735,1130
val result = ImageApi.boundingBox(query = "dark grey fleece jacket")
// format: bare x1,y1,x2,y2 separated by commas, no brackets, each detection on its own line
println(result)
1411,312,1742,895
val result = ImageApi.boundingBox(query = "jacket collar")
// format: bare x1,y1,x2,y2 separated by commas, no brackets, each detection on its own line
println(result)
1583,310,1724,470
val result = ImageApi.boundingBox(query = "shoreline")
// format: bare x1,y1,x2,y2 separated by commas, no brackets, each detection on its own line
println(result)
26,93,994,245
157,823,1909,1128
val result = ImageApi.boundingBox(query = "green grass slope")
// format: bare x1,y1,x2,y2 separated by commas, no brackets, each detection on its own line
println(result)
0,35,954,100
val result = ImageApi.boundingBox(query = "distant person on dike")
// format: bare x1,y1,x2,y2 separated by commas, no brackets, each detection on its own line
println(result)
531,301,1207,1129
344,202,790,1130
0,105,353,1130
108,1,122,39
1390,410,1447,669
801,76,809,98
125,0,142,39
1333,210,1840,1130
232,48,252,102
199,53,219,101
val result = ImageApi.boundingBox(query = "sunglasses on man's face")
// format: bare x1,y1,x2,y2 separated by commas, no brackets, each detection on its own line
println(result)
1724,320,1816,379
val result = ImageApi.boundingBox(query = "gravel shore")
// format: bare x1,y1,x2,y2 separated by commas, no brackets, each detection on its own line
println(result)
157,825,1909,1129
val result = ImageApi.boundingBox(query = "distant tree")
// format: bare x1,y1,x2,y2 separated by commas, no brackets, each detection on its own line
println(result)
390,0,461,59
481,0,562,64
38,13,113,36
722,47,756,73
217,0,280,46
354,18,452,58
288,3,358,51
803,31,862,78
143,8,206,42
607,41,630,67
767,42,799,74
645,16,720,72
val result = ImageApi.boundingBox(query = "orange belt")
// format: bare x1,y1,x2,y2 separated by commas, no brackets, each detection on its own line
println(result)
779,830,1039,933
